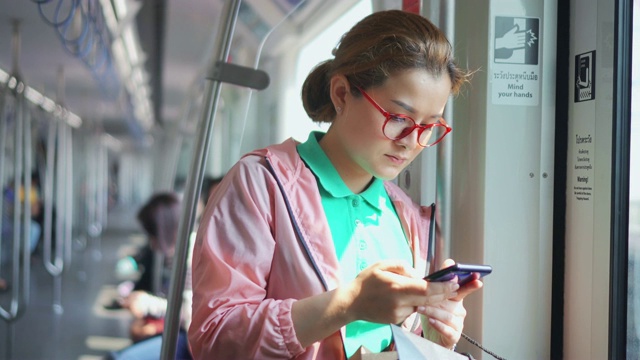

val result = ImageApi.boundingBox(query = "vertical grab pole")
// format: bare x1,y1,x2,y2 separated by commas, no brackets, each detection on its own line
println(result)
42,118,57,271
0,85,6,277
0,100,6,360
96,136,106,232
21,84,33,305
44,66,67,313
160,0,242,359
0,21,31,359
63,123,73,265
61,121,73,266
43,116,65,313
54,117,66,259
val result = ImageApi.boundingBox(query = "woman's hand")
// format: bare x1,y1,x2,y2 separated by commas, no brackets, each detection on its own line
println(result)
346,260,459,325
419,259,484,349
292,259,465,348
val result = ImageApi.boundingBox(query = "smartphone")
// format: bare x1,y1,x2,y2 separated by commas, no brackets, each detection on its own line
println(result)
424,263,492,286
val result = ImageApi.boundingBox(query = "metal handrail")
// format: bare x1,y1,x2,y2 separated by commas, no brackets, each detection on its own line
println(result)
42,113,73,314
43,117,62,277
0,85,6,272
0,86,31,325
0,74,32,360
62,122,73,266
22,83,33,306
160,0,243,358
0,19,31,326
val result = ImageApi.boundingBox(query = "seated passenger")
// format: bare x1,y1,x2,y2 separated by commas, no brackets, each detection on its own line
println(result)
1,178,42,291
108,177,224,360
126,193,182,343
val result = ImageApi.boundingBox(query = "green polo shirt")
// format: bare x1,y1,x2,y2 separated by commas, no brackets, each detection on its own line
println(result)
297,132,413,357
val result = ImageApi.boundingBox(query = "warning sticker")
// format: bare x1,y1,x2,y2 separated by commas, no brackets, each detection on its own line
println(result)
494,16,539,65
491,16,541,106
575,51,596,102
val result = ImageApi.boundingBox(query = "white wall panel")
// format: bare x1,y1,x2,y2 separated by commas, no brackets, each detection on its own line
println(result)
565,0,614,358
451,1,556,358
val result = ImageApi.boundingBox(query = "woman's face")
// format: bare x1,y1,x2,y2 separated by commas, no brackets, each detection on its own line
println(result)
323,69,452,192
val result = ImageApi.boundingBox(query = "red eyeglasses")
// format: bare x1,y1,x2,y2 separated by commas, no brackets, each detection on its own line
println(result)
356,86,451,147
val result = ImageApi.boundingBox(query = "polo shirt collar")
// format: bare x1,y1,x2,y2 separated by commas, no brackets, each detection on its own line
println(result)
297,131,385,211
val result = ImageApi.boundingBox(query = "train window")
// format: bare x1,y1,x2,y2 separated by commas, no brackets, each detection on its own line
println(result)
281,0,372,142
628,1,640,355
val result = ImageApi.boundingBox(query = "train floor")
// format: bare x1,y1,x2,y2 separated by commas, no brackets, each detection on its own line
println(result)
0,204,146,360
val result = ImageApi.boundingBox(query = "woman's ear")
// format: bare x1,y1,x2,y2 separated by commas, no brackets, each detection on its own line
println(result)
329,74,350,115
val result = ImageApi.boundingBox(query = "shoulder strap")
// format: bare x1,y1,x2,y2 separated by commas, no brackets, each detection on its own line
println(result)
426,202,436,275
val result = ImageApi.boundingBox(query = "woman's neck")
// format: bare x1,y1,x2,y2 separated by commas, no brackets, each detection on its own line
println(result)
318,131,373,194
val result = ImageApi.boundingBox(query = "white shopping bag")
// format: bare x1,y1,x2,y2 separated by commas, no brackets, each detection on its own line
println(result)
348,324,467,360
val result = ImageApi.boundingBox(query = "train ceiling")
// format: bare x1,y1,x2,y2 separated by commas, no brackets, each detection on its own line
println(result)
0,0,326,148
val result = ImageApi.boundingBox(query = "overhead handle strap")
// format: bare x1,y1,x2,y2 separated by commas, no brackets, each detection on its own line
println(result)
207,61,270,90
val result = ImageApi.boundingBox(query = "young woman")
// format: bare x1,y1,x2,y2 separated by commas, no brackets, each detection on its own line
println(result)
189,10,482,359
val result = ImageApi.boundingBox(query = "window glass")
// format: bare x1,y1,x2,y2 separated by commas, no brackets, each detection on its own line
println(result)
282,0,372,142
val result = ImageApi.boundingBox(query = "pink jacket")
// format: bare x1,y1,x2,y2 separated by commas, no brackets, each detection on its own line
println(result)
189,138,439,359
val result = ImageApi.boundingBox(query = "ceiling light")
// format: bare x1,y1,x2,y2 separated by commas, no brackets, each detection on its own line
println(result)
1,66,81,128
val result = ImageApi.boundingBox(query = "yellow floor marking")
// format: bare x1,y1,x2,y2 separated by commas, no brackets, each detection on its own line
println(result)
85,335,132,351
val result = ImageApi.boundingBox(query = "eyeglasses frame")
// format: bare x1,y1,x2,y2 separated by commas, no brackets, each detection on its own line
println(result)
355,86,452,147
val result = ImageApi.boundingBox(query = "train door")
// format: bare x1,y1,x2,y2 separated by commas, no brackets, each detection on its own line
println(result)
564,0,636,358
